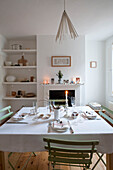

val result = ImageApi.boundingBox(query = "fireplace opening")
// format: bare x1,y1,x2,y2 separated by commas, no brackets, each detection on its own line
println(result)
49,90,75,106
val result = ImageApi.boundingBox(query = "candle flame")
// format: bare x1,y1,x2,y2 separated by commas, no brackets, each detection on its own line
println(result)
43,80,47,84
65,90,68,94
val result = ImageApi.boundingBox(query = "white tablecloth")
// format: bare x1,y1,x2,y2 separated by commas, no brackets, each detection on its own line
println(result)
0,106,113,153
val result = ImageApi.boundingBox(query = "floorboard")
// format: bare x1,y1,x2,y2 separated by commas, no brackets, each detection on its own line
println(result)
3,152,106,170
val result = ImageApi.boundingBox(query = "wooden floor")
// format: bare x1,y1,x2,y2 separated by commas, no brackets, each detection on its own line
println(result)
3,152,106,170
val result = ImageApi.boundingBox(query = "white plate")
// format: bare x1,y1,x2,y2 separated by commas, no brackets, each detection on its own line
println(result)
51,126,68,132
12,117,24,121
87,115,97,120
12,113,28,121
51,121,68,132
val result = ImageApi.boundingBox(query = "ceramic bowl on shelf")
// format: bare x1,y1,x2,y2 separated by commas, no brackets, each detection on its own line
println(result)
25,93,36,97
5,61,12,66
6,75,16,82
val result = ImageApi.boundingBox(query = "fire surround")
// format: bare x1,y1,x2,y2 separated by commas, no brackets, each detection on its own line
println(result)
43,83,84,106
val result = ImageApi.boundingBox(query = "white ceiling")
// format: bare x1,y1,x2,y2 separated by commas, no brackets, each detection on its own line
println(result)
0,0,113,40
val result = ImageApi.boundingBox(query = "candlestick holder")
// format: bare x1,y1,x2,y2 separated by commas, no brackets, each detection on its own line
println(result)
65,103,68,114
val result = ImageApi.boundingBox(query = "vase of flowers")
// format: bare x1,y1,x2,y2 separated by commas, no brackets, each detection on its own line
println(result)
56,70,63,84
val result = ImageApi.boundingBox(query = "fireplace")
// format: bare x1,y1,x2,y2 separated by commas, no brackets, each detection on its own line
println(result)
43,84,83,106
49,90,75,106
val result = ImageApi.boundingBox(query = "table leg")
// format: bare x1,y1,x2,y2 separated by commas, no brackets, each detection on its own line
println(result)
106,153,113,170
0,151,5,170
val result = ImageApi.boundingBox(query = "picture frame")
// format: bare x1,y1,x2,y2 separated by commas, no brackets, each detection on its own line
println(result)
90,61,97,68
51,56,71,67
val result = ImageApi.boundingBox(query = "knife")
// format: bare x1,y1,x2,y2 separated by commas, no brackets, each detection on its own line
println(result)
68,121,74,134
48,122,51,133
6,122,28,124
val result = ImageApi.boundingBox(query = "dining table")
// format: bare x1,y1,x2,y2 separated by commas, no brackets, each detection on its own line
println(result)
0,106,113,170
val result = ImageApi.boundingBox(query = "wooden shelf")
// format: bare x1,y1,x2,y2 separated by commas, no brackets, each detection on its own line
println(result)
3,82,37,85
2,49,37,53
3,66,36,69
3,97,37,100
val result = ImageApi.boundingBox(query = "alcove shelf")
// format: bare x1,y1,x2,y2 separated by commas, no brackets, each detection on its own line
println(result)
2,49,37,53
3,97,37,100
3,66,36,69
3,82,37,85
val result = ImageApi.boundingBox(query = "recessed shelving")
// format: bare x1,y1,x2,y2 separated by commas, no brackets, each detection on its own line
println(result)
2,37,37,112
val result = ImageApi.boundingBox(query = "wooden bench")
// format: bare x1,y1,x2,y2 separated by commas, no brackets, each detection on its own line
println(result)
95,105,113,127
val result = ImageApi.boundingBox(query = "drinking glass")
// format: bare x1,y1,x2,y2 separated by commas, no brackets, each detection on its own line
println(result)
32,101,38,114
78,112,84,123
46,100,50,113
71,97,75,107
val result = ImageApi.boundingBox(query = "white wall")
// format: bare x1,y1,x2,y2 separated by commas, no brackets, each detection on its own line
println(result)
0,35,7,109
37,35,85,106
0,34,106,110
105,36,113,107
85,40,105,105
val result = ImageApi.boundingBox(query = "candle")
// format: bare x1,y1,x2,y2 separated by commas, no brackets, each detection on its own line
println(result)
43,80,47,84
73,78,76,84
65,91,68,105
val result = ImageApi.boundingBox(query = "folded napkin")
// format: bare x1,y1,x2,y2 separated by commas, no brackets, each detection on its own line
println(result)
51,120,68,132
82,112,97,120
12,113,28,121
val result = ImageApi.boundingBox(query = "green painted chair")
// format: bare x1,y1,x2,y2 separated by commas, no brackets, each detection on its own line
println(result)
43,138,99,170
0,106,13,124
0,106,37,170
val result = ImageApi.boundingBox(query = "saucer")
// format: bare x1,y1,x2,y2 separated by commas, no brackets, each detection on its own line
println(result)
87,115,97,120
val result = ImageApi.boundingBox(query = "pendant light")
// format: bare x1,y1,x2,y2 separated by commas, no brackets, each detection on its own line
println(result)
56,0,78,42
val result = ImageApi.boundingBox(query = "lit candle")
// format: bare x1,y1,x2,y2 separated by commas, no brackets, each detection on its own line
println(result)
65,91,68,105
73,78,76,84
43,80,47,84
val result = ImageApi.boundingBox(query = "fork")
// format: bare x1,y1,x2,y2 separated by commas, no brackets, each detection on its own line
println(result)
68,121,74,134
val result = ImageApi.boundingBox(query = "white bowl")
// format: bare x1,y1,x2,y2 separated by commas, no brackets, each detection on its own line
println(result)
6,76,16,82
5,61,12,66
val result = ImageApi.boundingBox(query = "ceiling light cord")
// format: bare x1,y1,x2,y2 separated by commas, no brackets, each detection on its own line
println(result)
64,0,65,11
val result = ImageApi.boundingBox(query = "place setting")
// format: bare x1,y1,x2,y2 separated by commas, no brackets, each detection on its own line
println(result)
7,104,39,124
80,110,101,121
7,112,29,124
47,119,74,134
46,105,76,133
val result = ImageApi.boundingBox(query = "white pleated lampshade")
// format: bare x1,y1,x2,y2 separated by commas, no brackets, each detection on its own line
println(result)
56,1,78,42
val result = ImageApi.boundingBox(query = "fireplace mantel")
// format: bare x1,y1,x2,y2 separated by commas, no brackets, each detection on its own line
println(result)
41,83,84,87
42,83,84,106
